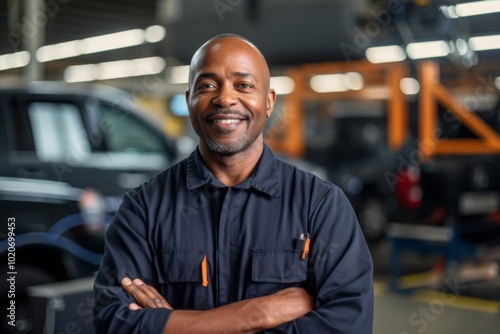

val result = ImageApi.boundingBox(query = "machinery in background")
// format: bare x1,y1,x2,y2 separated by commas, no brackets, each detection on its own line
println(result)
266,60,500,243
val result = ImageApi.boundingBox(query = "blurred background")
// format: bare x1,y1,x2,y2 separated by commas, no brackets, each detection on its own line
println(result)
1,0,500,333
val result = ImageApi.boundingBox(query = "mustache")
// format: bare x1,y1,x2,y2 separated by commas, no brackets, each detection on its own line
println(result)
203,108,250,120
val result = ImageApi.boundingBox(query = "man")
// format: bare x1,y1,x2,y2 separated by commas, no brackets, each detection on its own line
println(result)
93,33,373,333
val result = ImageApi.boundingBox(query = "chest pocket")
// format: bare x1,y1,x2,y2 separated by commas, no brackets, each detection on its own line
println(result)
249,249,307,298
154,249,207,310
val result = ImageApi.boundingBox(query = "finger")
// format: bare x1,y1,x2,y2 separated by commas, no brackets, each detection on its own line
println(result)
122,278,173,309
131,279,173,309
129,303,142,311
122,277,156,308
121,277,133,287
132,279,168,308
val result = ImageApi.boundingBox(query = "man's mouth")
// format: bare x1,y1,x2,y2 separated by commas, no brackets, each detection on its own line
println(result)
204,109,250,123
212,119,242,124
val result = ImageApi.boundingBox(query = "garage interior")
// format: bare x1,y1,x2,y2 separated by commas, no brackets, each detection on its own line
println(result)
1,0,500,333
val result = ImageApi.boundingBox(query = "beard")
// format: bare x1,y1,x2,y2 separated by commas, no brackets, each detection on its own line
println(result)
203,130,250,155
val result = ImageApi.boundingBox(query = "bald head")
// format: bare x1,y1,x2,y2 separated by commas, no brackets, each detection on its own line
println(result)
188,34,271,90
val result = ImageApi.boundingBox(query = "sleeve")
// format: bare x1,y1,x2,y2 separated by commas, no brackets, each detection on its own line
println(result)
93,191,172,334
264,186,374,334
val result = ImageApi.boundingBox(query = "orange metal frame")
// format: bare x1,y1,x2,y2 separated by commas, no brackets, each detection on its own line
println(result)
266,60,500,160
418,61,500,160
265,60,408,158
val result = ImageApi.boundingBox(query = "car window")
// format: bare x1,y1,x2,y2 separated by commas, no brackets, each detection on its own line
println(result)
8,98,36,151
28,102,90,161
97,103,165,154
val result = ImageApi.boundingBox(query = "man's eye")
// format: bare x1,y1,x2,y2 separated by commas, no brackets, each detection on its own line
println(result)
238,83,252,89
197,83,216,91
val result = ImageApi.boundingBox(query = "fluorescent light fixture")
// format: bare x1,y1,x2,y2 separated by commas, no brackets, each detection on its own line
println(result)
64,64,99,83
450,0,500,18
406,40,450,59
310,74,348,93
400,78,420,95
0,51,30,71
270,76,295,95
36,25,166,62
345,72,363,90
469,34,500,51
310,72,364,93
366,45,407,63
64,56,165,82
97,60,133,80
37,40,80,62
79,29,144,54
145,25,167,43
167,65,190,84
440,5,459,18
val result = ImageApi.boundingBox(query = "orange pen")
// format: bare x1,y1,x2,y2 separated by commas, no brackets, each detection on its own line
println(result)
301,234,311,260
201,255,208,287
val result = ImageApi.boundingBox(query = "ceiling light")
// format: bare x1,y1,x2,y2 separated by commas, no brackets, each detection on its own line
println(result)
440,5,459,18
64,56,165,82
36,25,166,63
145,25,167,43
0,51,31,71
455,0,500,17
400,78,420,95
167,65,190,84
345,72,364,90
37,41,80,62
366,45,407,64
64,64,99,83
310,73,364,93
270,76,295,95
310,74,348,93
469,34,500,51
79,29,145,55
406,40,450,59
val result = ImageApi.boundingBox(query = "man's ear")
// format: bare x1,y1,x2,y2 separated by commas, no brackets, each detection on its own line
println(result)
266,88,277,118
185,90,191,118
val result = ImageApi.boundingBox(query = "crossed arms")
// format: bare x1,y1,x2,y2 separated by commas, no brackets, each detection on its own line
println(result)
121,277,314,333
93,188,374,333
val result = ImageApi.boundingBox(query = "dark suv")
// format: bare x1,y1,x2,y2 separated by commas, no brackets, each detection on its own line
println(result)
0,82,180,199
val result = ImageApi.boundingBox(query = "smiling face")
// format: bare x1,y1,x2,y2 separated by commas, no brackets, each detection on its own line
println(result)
186,36,276,156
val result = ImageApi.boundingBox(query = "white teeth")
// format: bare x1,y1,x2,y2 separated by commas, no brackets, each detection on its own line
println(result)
213,119,240,124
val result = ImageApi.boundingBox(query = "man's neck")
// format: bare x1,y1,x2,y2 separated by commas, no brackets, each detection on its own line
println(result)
199,140,264,187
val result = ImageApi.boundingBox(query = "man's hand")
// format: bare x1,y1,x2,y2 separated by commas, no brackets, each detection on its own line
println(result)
121,277,173,311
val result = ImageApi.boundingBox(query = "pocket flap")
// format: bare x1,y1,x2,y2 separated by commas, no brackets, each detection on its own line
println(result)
154,249,205,283
252,249,307,283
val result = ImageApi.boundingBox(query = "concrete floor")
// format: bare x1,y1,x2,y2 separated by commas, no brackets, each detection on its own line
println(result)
374,290,500,334
371,238,500,334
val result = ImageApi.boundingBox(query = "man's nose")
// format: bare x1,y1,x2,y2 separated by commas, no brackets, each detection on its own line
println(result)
212,85,237,108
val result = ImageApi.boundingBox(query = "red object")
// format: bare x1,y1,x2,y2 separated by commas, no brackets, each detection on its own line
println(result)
395,167,422,210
